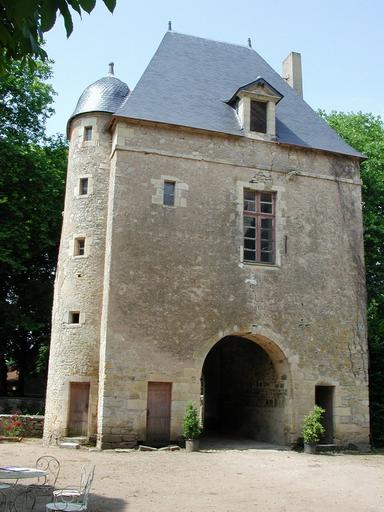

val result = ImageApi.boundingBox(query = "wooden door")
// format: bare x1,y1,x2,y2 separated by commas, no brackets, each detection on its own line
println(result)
68,382,90,436
146,382,172,446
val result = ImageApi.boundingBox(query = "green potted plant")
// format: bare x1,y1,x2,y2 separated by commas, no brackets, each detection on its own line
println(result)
183,402,202,452
302,405,325,454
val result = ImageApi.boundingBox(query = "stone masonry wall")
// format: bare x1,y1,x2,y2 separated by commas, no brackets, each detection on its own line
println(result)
44,113,113,442
96,121,369,449
0,415,44,438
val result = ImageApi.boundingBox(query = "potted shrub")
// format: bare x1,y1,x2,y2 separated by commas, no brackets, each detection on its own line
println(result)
302,405,325,454
183,402,202,452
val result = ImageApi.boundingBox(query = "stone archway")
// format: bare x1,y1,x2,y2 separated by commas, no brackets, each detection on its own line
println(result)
201,334,290,445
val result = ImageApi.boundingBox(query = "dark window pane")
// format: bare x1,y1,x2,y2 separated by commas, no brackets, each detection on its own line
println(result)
261,230,273,241
261,218,273,229
244,216,256,227
70,312,80,324
261,193,272,203
84,126,92,141
244,250,256,261
250,101,267,133
244,189,255,201
163,181,175,206
244,238,256,250
244,228,256,239
261,241,273,252
244,190,256,211
79,178,88,195
261,252,273,263
260,202,272,213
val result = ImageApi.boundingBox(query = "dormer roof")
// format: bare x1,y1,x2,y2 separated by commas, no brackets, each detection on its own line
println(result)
227,77,283,106
115,31,363,159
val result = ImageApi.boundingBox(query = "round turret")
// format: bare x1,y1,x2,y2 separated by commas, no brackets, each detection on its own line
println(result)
68,63,130,133
44,64,128,444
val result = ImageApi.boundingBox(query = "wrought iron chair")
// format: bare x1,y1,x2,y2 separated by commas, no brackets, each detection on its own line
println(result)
28,456,60,506
10,488,36,512
0,489,7,511
46,465,94,511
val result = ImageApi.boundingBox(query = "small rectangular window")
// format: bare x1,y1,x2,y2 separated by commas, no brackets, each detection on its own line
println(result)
243,189,275,264
83,126,93,141
163,181,176,206
74,237,85,256
250,101,267,133
69,311,80,324
79,178,89,195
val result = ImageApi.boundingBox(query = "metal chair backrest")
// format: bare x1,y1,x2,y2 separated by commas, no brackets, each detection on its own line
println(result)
79,464,95,494
81,465,95,507
0,490,7,512
35,455,60,487
52,465,95,510
11,489,35,512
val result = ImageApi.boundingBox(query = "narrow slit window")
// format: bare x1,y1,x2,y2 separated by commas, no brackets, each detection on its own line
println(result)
250,100,267,133
69,311,80,324
163,181,176,206
74,237,85,256
83,126,93,141
79,178,89,195
243,189,275,264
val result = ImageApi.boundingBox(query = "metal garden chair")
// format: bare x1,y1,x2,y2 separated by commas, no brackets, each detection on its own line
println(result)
9,488,36,512
28,456,60,509
45,464,94,511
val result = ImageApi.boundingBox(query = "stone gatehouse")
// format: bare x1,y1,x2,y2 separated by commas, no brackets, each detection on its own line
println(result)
44,30,370,449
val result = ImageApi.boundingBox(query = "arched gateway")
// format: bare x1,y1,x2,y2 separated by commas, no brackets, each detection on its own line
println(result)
201,334,291,445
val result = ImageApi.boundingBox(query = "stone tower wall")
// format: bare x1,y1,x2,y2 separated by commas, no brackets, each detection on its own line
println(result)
96,121,369,449
44,113,112,441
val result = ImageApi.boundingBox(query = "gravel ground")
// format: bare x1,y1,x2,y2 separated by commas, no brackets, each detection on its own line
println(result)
0,439,383,511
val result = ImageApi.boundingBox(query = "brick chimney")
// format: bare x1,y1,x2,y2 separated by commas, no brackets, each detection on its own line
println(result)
282,52,303,98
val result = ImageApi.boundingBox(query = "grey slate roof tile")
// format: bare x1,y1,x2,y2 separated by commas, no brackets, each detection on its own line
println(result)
71,75,130,120
115,32,362,158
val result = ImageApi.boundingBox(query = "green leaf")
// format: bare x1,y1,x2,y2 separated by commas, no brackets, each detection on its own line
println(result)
66,0,82,16
78,0,96,14
58,0,74,37
40,1,59,33
102,0,116,13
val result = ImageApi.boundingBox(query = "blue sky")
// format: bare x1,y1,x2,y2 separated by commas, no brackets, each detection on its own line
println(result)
44,0,384,136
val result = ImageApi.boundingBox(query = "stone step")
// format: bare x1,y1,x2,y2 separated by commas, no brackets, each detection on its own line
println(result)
61,436,88,445
316,443,339,452
58,442,80,449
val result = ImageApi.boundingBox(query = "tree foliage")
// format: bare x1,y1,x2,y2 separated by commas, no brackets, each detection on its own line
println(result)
0,0,116,66
321,111,384,445
0,55,67,395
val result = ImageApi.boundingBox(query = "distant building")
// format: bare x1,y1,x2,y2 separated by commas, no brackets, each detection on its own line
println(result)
44,31,369,449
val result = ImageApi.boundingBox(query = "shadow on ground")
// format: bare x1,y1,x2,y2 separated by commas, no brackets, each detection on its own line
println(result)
88,493,127,512
32,492,127,512
199,434,290,451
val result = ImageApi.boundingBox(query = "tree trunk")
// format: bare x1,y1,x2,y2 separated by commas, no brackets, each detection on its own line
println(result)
0,356,7,396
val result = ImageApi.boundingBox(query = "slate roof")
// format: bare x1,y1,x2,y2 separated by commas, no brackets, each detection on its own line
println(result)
70,75,130,121
115,32,362,158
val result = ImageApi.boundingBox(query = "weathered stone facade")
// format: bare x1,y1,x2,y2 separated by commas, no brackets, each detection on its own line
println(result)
44,32,370,450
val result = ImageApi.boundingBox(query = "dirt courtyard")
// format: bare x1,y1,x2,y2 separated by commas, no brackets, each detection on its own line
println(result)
0,439,383,511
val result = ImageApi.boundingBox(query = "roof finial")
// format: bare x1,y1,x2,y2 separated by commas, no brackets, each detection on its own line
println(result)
108,62,114,76
247,37,252,48
168,20,172,31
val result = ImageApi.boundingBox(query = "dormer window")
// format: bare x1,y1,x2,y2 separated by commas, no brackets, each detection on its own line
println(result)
250,100,267,133
228,77,283,140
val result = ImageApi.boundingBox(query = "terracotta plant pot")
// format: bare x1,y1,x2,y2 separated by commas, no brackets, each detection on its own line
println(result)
304,442,317,454
185,439,200,452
